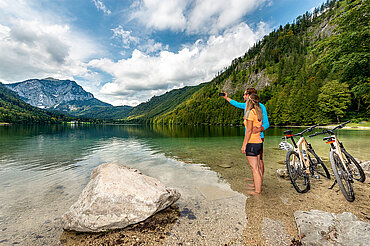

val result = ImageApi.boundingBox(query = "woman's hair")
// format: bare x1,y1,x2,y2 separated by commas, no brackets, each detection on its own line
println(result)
245,88,257,95
245,93,263,121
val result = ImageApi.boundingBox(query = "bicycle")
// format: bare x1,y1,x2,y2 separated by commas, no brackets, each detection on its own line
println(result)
308,120,365,202
281,125,331,193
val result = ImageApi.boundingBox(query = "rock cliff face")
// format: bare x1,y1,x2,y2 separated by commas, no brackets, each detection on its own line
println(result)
6,78,94,108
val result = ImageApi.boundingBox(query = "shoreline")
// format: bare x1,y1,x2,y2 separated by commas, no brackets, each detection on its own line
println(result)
275,125,370,130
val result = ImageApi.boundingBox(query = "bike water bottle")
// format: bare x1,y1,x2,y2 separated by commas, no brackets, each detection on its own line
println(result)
301,150,307,160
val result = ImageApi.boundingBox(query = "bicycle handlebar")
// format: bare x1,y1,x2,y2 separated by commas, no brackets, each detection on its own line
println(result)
308,121,351,138
281,125,318,139
293,124,318,137
332,120,351,132
308,130,329,138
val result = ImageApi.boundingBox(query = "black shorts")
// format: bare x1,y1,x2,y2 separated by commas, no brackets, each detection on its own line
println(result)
246,143,263,156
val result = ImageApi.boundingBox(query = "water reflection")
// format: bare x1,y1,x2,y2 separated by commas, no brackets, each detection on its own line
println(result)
0,124,248,245
0,124,368,245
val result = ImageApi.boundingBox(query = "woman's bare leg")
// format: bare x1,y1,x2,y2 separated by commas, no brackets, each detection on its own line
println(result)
246,156,262,194
257,154,263,183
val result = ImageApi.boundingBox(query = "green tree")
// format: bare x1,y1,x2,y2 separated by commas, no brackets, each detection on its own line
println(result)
352,82,370,112
318,80,351,122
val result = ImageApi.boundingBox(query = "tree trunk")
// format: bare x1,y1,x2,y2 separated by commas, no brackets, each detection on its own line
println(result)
357,98,361,112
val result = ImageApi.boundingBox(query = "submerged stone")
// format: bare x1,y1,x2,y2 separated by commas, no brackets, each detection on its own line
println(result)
218,164,232,168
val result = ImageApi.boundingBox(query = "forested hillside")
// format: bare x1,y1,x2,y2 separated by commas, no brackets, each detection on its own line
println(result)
123,83,207,123
147,0,368,126
51,98,132,119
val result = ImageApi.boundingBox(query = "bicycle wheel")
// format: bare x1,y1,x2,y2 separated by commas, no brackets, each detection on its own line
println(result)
286,150,310,193
341,149,366,182
307,150,330,179
329,151,354,202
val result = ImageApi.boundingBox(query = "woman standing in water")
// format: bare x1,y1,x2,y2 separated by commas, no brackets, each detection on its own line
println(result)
241,93,263,195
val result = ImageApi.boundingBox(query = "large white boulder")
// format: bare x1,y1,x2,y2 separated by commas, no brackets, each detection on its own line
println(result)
61,163,181,232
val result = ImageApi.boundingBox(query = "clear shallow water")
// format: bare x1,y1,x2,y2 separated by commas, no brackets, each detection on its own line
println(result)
0,124,369,244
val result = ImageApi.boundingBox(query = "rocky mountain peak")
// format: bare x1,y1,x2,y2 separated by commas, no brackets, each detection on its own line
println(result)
6,78,94,109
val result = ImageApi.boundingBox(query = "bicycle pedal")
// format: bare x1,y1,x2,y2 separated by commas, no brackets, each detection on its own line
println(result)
329,180,337,189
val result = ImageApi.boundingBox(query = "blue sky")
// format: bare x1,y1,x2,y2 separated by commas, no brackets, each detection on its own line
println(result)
0,0,326,106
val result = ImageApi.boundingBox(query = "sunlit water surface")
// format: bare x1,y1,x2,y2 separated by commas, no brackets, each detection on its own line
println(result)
0,124,369,244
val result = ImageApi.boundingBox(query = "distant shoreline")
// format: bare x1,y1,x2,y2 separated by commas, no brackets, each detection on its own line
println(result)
275,125,370,130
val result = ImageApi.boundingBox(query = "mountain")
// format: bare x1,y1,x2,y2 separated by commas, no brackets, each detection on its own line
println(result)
130,0,368,126
0,82,69,124
6,78,96,108
4,78,124,118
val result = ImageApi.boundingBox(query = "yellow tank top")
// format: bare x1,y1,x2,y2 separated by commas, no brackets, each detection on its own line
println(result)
244,109,262,143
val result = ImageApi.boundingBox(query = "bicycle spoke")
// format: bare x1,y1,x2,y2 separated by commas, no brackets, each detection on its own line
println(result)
330,152,354,202
286,151,310,193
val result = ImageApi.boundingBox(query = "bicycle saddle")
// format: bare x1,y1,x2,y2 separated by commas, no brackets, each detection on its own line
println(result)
283,130,293,134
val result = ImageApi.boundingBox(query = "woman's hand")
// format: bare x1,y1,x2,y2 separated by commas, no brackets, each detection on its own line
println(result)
241,144,246,153
252,126,264,134
221,92,228,99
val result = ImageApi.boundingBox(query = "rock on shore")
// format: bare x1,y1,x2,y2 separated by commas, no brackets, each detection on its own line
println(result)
276,168,289,178
294,210,370,245
61,163,181,232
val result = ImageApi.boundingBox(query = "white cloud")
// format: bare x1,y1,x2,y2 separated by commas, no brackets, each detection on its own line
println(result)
111,25,140,49
92,0,111,15
111,26,168,54
0,0,102,86
90,22,269,106
139,39,169,54
131,0,268,34
131,0,187,31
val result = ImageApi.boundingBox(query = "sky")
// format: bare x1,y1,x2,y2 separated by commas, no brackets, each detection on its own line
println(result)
0,0,327,106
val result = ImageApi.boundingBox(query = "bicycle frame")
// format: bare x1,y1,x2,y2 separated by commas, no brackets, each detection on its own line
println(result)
293,136,311,174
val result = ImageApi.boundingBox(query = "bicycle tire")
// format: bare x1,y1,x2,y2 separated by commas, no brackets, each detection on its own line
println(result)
341,149,366,182
329,151,355,202
307,150,330,179
286,150,310,193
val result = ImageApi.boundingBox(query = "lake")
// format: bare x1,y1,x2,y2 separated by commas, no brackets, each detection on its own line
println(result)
0,124,369,245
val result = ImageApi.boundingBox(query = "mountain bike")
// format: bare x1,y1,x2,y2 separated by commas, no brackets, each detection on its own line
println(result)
282,125,330,193
308,120,365,202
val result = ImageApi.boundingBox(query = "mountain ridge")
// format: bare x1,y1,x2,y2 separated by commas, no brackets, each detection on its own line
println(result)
6,78,98,109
